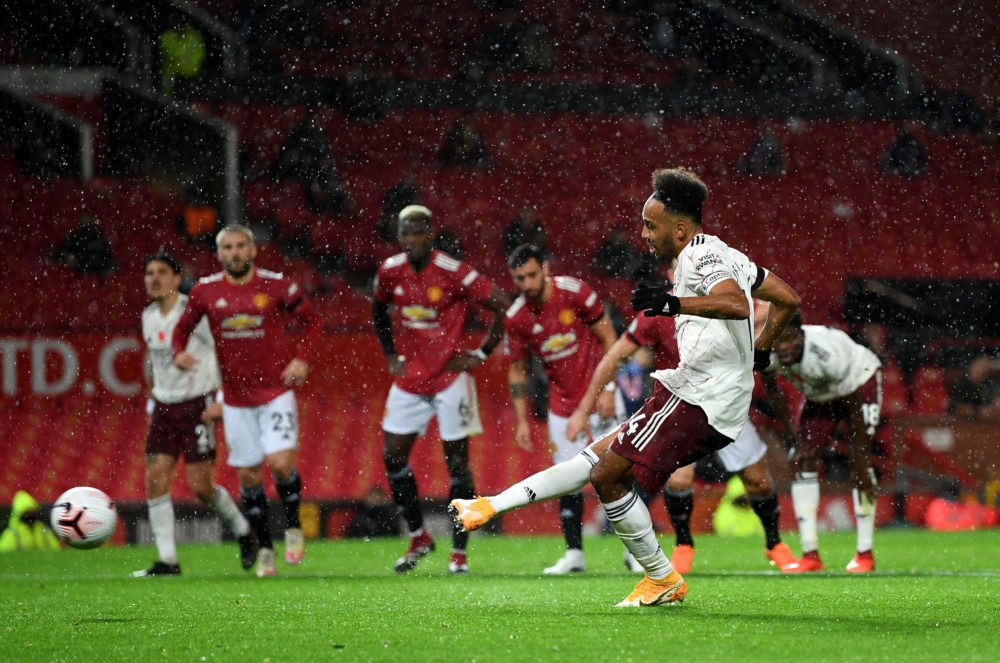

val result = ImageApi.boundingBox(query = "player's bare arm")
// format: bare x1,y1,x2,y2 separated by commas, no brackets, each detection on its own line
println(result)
844,389,877,502
507,358,534,451
200,402,222,424
566,334,639,440
372,298,405,376
444,285,511,372
281,358,309,386
759,371,804,452
750,271,802,350
590,313,619,419
632,277,750,319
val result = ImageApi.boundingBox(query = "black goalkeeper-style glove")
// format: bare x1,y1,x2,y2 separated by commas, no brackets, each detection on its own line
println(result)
753,349,773,372
631,282,680,317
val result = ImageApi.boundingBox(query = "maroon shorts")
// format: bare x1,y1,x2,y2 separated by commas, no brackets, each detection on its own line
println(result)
146,395,217,463
610,383,733,494
799,370,882,451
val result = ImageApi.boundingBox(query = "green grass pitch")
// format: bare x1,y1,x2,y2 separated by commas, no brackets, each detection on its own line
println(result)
1,529,997,662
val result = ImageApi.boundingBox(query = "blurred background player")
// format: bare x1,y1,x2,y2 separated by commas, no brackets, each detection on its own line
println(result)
173,225,321,577
761,312,882,573
566,298,796,574
133,252,254,577
504,243,618,574
372,205,510,574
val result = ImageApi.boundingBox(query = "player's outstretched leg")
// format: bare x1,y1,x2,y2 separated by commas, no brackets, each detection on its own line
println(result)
449,447,598,532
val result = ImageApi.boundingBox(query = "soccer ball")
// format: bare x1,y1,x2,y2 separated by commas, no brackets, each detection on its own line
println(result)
50,486,118,549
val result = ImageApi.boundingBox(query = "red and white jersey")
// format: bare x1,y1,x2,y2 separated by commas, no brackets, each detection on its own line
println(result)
172,268,321,407
143,295,220,403
505,276,606,417
373,250,495,396
625,314,679,370
769,325,881,402
651,234,762,440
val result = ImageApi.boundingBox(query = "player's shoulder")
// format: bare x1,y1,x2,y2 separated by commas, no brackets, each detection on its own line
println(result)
255,267,286,282
552,275,586,293
506,295,528,320
431,250,463,273
379,252,408,272
141,301,159,319
194,271,226,289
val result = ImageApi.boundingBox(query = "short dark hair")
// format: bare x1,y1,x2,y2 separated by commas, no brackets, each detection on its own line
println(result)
786,311,803,329
507,243,546,270
650,168,709,224
144,251,182,274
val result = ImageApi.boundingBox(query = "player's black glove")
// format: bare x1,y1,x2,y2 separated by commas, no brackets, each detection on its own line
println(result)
631,282,680,317
753,349,772,372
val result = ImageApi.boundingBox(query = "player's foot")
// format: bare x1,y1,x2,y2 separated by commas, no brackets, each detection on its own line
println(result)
765,542,797,569
615,571,688,608
846,550,875,573
448,551,469,574
255,547,277,577
394,530,435,573
131,561,180,578
284,527,305,565
238,533,258,570
623,548,644,573
670,544,695,574
781,550,823,573
543,549,585,575
448,497,497,533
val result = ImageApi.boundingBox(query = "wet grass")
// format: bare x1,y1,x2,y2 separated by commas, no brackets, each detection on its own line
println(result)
1,529,997,662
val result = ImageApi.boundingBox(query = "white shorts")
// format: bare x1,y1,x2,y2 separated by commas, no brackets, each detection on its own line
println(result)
714,418,768,473
381,373,482,441
222,390,299,468
548,410,623,464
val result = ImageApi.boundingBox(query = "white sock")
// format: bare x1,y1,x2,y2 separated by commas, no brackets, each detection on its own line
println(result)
791,472,820,554
489,448,598,514
210,485,250,538
148,494,177,565
852,487,876,553
602,490,673,579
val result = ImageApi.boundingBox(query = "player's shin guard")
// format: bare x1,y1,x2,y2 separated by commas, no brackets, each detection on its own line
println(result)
241,484,273,550
852,468,877,553
750,491,783,550
490,447,598,513
148,494,178,565
387,465,424,533
448,471,476,551
603,490,672,579
664,487,694,547
558,492,585,551
791,472,820,554
274,469,302,530
211,484,251,538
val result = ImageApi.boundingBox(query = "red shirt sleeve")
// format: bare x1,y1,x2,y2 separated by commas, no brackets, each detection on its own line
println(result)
576,280,605,325
282,280,322,365
172,286,206,355
373,262,394,304
503,314,528,362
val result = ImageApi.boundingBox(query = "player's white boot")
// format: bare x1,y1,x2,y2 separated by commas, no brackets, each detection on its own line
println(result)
543,548,585,575
255,547,277,577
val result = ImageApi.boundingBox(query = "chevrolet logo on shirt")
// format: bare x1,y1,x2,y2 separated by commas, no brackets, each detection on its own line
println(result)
221,313,264,330
401,305,437,322
540,332,576,354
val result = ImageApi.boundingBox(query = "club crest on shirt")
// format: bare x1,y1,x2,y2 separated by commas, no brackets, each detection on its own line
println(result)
253,293,270,310
558,309,576,326
426,286,443,303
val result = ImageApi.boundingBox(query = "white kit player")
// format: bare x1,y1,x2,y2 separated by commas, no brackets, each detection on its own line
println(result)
761,313,883,573
133,252,255,577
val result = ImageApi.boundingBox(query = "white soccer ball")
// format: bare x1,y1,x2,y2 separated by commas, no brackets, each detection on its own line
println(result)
50,486,118,549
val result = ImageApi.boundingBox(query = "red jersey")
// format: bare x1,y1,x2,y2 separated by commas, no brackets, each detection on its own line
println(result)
172,268,321,407
505,276,606,417
625,314,679,369
373,250,495,396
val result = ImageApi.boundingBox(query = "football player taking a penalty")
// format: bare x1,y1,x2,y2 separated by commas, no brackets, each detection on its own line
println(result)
452,168,800,606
